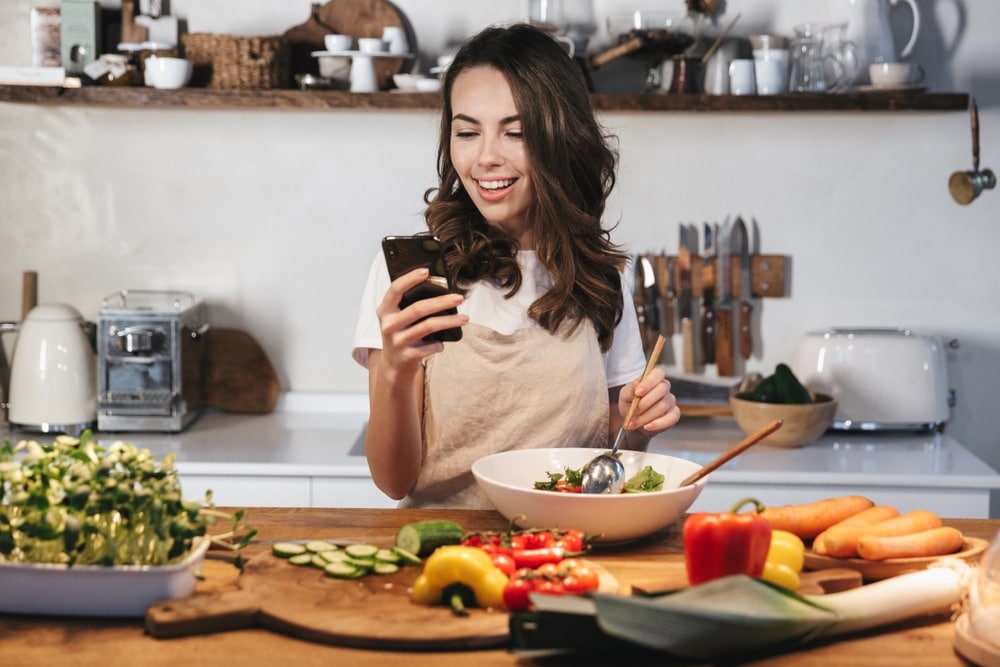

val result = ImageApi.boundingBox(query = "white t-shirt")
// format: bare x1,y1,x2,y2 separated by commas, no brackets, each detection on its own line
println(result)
352,249,646,388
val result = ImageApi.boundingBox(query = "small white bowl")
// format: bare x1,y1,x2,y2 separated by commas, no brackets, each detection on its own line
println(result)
145,56,193,89
472,448,705,543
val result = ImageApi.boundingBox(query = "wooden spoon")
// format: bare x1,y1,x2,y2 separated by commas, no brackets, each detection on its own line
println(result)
679,418,782,487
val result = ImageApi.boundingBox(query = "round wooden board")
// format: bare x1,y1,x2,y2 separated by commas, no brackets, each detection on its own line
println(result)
803,536,988,581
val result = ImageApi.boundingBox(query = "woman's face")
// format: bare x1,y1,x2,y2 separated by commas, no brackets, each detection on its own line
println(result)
449,66,535,246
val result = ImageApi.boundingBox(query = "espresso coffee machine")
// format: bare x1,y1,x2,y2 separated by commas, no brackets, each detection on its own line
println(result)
96,290,207,432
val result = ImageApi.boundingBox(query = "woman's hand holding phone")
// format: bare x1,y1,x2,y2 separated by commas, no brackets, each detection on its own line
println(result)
377,267,468,367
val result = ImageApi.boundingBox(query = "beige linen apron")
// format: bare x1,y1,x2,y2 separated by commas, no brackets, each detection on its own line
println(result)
399,321,609,508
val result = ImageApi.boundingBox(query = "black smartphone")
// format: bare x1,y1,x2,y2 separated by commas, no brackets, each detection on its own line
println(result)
381,235,463,342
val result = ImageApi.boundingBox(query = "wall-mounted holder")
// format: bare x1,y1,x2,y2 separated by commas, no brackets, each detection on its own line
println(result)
949,97,995,205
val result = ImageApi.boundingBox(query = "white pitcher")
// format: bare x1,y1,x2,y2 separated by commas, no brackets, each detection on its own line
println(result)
827,0,920,85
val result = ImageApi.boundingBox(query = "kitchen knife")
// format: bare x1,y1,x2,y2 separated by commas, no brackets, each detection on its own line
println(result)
632,254,652,354
640,254,661,353
677,224,696,373
732,217,753,360
654,252,674,338
699,223,716,365
714,217,735,377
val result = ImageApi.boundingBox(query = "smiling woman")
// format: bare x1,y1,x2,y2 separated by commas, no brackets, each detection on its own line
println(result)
352,23,681,510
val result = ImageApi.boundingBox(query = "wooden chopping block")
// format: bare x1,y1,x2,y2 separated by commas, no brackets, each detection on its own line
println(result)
203,328,279,414
629,567,862,597
146,551,509,649
281,4,339,79
317,0,416,88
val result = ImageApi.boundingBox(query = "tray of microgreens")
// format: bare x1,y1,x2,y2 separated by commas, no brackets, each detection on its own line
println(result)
0,431,254,617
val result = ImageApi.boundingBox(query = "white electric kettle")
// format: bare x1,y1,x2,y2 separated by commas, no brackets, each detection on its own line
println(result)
1,303,97,436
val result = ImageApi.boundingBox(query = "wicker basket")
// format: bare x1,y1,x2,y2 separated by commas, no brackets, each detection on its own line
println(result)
181,33,290,90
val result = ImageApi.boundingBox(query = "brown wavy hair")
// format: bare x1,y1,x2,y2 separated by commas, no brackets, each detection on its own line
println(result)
424,23,628,352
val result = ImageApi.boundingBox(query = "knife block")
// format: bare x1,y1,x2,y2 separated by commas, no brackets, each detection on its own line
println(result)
681,254,788,300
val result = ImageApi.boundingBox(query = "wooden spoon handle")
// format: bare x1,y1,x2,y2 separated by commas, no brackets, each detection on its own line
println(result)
680,418,783,487
623,334,665,428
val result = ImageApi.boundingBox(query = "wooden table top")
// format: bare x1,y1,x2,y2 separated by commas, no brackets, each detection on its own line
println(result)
1,508,996,667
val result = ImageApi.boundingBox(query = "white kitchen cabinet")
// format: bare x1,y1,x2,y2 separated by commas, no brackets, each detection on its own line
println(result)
179,474,312,508
311,477,397,509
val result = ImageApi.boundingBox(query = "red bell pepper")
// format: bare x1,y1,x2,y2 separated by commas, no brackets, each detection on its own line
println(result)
683,497,772,586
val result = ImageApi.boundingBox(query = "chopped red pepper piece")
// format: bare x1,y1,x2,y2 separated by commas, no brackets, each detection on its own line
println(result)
683,497,773,586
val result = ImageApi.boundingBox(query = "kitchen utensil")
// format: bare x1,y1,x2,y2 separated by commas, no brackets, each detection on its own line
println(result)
732,217,753,359
678,224,697,373
700,12,740,65
950,97,996,205
728,58,756,95
654,253,674,338
146,549,509,648
699,223,716,365
605,10,697,92
473,448,705,542
827,0,920,86
4,303,97,435
714,217,735,376
581,334,665,495
791,327,949,431
678,418,782,486
203,328,279,414
633,255,658,353
667,55,701,93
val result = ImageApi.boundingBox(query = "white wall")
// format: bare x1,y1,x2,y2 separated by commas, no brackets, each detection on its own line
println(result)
2,1,998,514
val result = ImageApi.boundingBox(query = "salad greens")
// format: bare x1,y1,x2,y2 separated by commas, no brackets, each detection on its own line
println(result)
0,431,255,567
535,464,665,493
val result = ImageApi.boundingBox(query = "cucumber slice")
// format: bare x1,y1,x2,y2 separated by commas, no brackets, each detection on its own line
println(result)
288,552,314,566
344,544,380,559
374,548,400,564
305,540,338,553
324,562,364,579
311,554,329,568
391,546,422,565
272,542,308,558
319,549,350,563
372,562,400,575
345,556,376,571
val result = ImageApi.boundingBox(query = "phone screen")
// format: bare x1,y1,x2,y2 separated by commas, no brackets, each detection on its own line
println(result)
381,235,463,342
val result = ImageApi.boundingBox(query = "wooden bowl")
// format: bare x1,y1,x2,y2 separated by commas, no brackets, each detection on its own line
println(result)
729,392,837,448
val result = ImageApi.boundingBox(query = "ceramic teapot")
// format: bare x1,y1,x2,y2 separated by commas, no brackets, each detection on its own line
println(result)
827,0,920,85
1,303,97,436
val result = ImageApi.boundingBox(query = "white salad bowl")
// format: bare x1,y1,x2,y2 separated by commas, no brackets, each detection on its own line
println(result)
472,448,705,543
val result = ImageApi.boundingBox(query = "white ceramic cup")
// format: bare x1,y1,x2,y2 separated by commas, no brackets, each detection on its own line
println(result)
381,26,409,55
357,37,387,54
324,34,352,52
754,59,787,95
144,56,192,89
868,61,924,88
729,59,756,96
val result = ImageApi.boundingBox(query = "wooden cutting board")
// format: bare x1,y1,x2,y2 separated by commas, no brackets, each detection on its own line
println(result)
202,328,279,414
145,549,510,650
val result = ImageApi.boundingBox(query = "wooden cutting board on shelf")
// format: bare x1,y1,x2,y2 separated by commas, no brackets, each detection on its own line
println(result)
202,328,279,414
146,549,510,650
317,0,416,87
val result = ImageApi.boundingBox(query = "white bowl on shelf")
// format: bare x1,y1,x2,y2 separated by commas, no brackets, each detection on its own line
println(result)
145,56,193,89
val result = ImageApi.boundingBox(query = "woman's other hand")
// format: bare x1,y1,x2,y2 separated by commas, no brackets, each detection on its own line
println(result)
615,367,680,449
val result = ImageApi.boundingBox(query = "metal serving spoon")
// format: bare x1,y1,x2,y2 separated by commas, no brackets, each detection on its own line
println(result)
582,335,666,494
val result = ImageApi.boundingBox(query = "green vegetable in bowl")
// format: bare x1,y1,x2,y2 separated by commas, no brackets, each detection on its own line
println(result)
744,364,813,405
0,431,255,567
623,465,665,493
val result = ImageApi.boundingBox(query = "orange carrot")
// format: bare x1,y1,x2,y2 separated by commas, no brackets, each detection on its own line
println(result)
759,495,874,539
812,505,901,555
856,526,965,561
821,509,943,559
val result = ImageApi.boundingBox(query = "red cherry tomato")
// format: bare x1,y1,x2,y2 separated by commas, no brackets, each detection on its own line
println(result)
502,576,534,611
492,552,516,576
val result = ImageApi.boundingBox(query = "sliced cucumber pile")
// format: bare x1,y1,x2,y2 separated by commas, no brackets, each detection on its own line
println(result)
270,541,420,579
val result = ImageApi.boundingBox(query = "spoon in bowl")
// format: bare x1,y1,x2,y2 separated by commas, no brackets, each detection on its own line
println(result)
581,334,666,494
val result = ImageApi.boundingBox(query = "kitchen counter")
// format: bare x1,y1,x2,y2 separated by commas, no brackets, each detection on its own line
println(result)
1,507,996,667
3,392,998,516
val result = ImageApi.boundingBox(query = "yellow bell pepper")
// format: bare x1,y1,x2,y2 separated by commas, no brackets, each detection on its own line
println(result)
761,529,805,590
410,545,509,615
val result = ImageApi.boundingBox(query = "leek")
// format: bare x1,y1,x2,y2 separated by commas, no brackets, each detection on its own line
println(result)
530,560,973,660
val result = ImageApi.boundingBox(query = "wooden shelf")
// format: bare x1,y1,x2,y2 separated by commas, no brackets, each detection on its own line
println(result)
0,84,969,112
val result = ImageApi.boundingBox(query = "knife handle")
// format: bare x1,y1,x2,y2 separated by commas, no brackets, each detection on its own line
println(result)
700,302,715,365
681,317,695,374
715,307,734,377
739,301,753,360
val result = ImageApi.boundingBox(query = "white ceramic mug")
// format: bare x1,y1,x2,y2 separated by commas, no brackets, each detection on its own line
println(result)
754,59,787,95
729,59,756,96
324,34,352,52
868,61,924,87
357,37,387,54
381,26,409,55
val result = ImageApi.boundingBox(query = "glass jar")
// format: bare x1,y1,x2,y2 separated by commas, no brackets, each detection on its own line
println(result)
117,42,145,86
84,54,134,86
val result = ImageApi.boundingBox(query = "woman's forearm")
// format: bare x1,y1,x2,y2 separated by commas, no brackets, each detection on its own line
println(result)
364,350,425,499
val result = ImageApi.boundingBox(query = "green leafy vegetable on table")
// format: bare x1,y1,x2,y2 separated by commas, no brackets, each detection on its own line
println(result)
0,431,255,568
